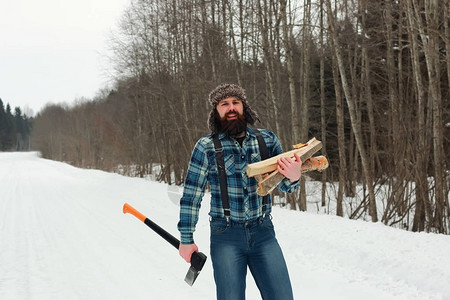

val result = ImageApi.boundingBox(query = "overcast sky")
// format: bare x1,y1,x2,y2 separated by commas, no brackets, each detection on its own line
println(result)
0,0,129,116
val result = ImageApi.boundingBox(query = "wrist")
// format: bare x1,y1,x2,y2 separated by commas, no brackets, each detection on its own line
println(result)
180,232,194,244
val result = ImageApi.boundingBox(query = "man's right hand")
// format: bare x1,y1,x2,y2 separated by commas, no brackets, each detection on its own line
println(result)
179,243,198,263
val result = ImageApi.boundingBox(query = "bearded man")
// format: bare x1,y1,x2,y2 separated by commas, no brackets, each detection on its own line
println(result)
178,83,302,300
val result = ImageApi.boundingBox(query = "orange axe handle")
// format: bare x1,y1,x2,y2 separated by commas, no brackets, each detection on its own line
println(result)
123,203,180,249
123,202,147,222
123,203,207,286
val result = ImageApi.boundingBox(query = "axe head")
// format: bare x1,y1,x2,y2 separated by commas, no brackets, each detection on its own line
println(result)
184,251,207,286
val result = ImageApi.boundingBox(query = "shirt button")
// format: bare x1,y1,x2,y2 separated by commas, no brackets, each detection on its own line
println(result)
241,155,245,159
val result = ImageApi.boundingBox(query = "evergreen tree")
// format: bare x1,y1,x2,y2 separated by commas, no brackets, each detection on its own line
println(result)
3,104,15,150
0,99,33,151
0,99,6,150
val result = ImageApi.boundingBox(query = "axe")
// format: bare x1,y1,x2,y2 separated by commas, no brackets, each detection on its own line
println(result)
123,203,207,286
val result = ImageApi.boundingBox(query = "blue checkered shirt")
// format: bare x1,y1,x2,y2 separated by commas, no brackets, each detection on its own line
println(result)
177,128,300,244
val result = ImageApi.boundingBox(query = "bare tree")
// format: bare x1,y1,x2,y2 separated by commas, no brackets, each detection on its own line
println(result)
326,0,378,222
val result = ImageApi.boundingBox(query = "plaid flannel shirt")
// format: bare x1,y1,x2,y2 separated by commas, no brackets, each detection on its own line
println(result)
177,128,299,244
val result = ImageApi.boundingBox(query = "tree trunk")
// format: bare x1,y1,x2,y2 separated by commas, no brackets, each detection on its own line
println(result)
331,50,346,217
319,0,328,208
257,0,281,137
405,0,431,232
327,0,378,222
280,0,301,210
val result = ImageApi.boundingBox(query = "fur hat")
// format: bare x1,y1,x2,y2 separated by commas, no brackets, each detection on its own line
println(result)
207,83,260,133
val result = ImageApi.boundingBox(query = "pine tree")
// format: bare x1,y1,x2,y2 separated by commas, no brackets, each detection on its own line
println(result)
0,99,6,150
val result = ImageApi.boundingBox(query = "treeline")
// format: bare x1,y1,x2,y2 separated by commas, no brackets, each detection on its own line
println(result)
0,99,32,151
32,0,449,233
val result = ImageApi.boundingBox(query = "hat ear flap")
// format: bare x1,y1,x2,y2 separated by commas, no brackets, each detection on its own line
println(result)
243,102,260,125
207,109,221,134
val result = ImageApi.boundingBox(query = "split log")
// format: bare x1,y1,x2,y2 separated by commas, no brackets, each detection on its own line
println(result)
246,137,322,177
246,137,328,196
256,156,328,196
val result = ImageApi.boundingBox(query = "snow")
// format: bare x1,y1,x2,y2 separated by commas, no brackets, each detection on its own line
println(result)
1,152,449,300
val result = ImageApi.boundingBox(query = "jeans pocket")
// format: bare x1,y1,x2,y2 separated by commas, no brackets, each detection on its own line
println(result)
210,219,229,234
261,218,275,230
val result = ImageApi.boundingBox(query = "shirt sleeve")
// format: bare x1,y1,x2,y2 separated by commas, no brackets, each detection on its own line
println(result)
266,130,300,193
177,138,209,244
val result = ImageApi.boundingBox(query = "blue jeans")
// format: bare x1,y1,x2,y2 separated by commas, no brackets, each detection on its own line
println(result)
210,216,293,300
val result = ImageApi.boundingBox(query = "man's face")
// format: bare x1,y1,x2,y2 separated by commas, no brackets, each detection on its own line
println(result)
216,97,244,120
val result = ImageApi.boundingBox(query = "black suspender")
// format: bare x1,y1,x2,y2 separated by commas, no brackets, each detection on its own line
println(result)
254,129,270,217
212,129,269,221
212,134,231,220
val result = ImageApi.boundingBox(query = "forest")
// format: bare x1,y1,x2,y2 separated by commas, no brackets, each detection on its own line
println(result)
0,99,32,152
30,0,449,234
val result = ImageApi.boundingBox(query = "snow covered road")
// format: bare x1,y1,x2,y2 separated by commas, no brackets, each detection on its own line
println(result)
1,152,449,299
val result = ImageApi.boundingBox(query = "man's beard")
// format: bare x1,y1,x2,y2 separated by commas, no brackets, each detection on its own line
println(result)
219,111,247,137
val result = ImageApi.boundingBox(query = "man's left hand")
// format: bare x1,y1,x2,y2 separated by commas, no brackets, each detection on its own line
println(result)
277,153,302,183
